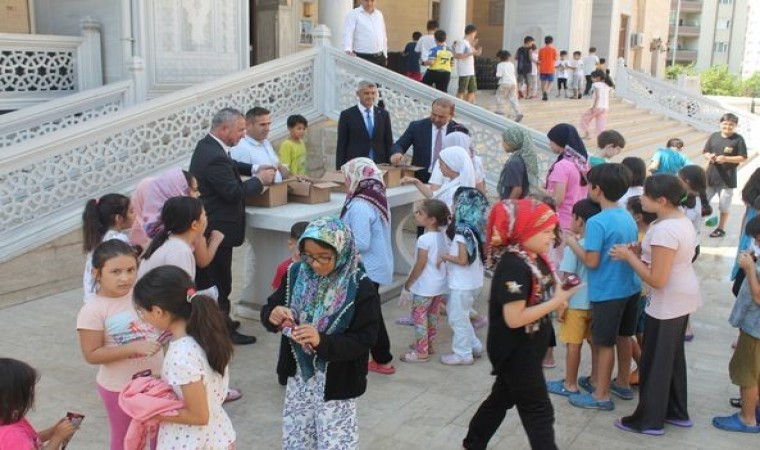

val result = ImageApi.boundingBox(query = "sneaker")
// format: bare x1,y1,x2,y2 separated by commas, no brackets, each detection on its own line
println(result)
614,418,664,435
401,350,429,363
611,382,635,400
546,379,580,397
515,114,524,123
542,92,548,101
569,392,614,411
578,375,595,393
471,315,488,330
394,315,414,326
440,353,474,366
472,347,484,359
712,413,760,433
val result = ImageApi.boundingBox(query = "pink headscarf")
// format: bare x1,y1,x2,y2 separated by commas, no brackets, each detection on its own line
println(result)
130,169,190,247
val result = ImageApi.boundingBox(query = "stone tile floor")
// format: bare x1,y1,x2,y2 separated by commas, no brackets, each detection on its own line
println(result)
3,205,760,449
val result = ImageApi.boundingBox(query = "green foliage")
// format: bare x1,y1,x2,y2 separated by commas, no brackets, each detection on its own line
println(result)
700,65,742,96
665,63,697,80
743,71,760,97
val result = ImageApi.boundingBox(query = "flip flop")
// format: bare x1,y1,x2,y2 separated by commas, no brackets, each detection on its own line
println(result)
709,228,726,238
223,387,243,404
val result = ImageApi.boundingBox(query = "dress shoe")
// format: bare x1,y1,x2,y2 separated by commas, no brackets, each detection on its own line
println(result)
229,331,256,345
230,320,241,330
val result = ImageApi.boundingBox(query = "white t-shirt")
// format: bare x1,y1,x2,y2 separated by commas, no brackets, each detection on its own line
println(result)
592,81,610,109
569,59,584,77
472,155,485,185
137,236,196,280
530,50,538,76
683,196,702,237
455,39,475,76
555,59,570,78
618,186,644,208
83,230,131,300
496,61,517,85
409,231,448,297
447,235,484,290
641,216,702,320
416,34,437,71
582,54,599,75
230,136,284,183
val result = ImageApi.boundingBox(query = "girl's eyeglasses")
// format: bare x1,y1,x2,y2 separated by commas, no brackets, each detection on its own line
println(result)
300,253,334,265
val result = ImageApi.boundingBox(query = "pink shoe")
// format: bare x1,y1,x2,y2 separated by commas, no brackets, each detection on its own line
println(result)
401,350,429,363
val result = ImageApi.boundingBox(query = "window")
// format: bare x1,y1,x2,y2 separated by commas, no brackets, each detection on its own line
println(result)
713,42,728,52
720,0,733,4
299,20,313,45
717,19,731,29
432,1,440,21
489,1,504,26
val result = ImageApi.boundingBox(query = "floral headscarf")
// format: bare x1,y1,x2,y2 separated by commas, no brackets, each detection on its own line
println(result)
545,123,589,188
340,157,389,222
500,127,541,193
287,217,364,380
448,187,489,264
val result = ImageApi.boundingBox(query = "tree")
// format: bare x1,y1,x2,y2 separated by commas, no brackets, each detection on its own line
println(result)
700,65,742,96
743,71,760,97
665,63,697,80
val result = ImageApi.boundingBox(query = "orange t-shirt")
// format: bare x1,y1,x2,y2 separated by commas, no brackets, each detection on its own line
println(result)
538,46,558,74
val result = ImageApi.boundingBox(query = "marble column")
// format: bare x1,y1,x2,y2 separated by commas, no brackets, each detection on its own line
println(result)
318,0,353,48
439,0,467,45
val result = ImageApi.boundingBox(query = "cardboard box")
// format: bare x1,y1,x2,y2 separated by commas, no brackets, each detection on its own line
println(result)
287,180,339,204
376,164,423,188
245,182,289,207
319,171,347,192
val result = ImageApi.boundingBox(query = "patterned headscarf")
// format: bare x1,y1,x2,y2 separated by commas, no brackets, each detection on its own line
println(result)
341,157,389,222
138,169,191,238
486,199,558,306
500,127,541,191
448,187,489,264
545,123,589,188
287,217,364,380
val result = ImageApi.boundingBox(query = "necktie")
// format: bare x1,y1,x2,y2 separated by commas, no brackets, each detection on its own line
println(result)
433,127,443,169
366,108,375,160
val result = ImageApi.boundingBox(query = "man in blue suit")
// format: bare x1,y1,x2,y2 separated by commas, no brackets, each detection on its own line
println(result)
390,98,459,183
335,80,393,169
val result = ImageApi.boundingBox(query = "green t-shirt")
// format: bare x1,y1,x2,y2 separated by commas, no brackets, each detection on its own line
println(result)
589,155,608,167
278,138,307,176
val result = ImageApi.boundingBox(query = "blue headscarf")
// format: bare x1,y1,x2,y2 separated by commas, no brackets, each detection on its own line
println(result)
447,187,490,264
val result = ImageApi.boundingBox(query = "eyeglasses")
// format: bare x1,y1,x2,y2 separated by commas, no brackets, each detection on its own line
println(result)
300,252,334,265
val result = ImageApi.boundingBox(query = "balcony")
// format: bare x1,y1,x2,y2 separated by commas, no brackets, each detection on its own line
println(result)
672,0,703,13
667,49,698,63
669,24,701,36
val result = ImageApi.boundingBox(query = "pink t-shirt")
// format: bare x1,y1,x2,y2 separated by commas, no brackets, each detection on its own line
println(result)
0,419,41,450
641,216,702,320
137,236,196,280
547,159,588,229
76,292,164,391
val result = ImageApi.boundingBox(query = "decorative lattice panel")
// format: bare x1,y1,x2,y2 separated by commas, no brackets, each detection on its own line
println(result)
0,49,76,92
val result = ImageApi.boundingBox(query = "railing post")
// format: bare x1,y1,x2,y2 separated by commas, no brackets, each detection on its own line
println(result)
312,25,333,117
78,16,103,90
614,58,628,98
126,56,148,103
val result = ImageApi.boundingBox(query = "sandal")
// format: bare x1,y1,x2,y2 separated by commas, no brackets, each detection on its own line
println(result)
709,228,726,238
730,397,742,408
401,350,429,363
368,360,396,375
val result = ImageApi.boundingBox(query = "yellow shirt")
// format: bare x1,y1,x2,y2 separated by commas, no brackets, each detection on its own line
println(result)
278,138,307,176
427,45,453,72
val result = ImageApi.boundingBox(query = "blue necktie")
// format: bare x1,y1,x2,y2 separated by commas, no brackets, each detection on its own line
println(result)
366,108,375,160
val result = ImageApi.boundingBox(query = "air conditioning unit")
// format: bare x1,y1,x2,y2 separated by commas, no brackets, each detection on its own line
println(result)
630,32,645,49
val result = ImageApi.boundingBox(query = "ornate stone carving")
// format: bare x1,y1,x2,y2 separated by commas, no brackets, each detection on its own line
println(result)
0,49,76,92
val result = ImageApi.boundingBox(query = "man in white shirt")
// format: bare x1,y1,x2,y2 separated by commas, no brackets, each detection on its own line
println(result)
230,107,290,183
343,0,388,67
454,24,482,104
415,20,438,76
581,47,600,96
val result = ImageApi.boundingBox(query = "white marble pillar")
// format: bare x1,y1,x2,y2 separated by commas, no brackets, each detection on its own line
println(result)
318,0,353,48
439,0,467,95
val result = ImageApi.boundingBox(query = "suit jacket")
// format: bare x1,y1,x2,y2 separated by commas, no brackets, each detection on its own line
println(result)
189,134,264,247
335,105,393,170
390,118,459,183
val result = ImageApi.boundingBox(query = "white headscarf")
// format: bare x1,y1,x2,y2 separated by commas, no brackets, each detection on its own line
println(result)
442,131,472,154
434,146,477,209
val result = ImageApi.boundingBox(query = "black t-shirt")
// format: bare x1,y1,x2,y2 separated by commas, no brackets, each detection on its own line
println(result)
516,47,532,75
486,252,553,374
497,154,530,200
703,131,747,189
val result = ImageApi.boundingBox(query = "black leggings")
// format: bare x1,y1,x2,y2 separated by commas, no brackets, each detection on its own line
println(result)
370,282,393,364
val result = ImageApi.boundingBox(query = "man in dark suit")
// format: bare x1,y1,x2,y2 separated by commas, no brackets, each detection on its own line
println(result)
390,98,459,183
190,108,276,345
335,81,393,169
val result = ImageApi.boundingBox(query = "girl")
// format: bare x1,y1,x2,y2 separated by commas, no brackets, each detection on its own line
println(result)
133,266,236,449
463,199,578,449
618,156,647,207
0,358,77,450
649,138,689,175
340,157,396,375
579,70,611,140
76,240,163,450
261,217,379,449
497,127,541,200
402,145,476,211
427,130,485,195
440,187,489,366
401,199,449,363
610,174,702,435
82,194,135,298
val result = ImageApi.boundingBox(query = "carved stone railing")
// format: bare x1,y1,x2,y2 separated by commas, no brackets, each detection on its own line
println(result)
0,81,134,150
616,62,760,148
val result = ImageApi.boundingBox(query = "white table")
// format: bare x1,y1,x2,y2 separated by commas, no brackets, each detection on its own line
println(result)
236,184,424,318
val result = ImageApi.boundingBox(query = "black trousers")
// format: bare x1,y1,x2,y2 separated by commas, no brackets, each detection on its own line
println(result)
622,314,690,431
371,282,393,364
355,52,387,67
195,245,234,328
422,70,451,93
464,332,557,450
584,75,593,95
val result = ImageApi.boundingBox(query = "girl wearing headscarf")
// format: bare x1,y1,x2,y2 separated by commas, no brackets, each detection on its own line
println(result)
429,129,486,193
497,127,541,200
261,217,380,449
463,199,578,450
402,145,477,211
545,123,590,235
340,157,396,375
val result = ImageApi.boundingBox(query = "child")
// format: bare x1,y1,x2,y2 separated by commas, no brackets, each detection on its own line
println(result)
712,216,760,433
569,51,584,99
497,127,540,200
133,266,236,448
440,187,489,365
547,198,602,397
278,115,309,177
421,29,453,93
588,130,626,167
582,48,600,96
402,31,423,82
555,50,570,98
273,221,311,291
580,70,611,140
454,24,482,103
401,199,449,363
495,50,523,122
649,138,690,175
618,156,647,207
0,358,78,449
564,163,641,411
82,194,135,298
538,35,558,101
76,240,163,450
610,174,701,435
463,199,579,449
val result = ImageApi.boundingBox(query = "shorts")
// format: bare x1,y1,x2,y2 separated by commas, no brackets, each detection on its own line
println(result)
516,73,530,86
635,293,649,334
706,185,733,213
559,309,592,345
540,73,555,82
729,330,760,388
458,75,477,93
590,294,639,346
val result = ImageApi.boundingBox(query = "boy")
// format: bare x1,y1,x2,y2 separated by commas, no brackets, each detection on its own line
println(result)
495,50,523,122
516,36,535,99
278,115,309,177
703,113,748,238
713,216,760,433
564,163,641,411
588,130,626,167
569,51,584,99
547,198,602,397
582,47,599,96
403,31,423,81
454,24,482,103
415,20,438,77
422,29,453,93
555,50,570,98
537,35,558,101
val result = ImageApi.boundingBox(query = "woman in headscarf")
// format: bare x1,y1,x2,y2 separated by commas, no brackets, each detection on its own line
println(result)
261,217,380,449
402,145,477,211
463,199,578,450
545,123,590,236
497,127,541,200
340,157,396,375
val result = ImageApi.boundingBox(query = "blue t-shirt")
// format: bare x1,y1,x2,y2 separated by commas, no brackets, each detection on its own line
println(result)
651,148,689,175
403,41,421,72
730,259,760,338
559,238,590,310
584,207,642,301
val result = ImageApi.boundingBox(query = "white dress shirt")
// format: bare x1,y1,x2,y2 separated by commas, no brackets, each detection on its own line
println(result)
230,135,284,182
342,6,387,55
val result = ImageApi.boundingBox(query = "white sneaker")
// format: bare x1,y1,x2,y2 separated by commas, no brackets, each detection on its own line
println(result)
440,353,474,366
